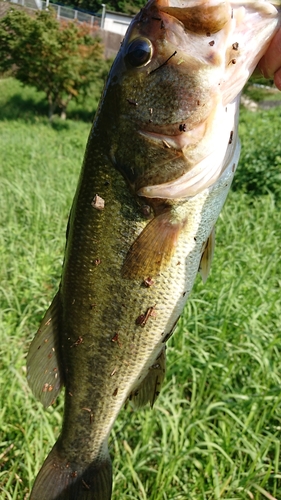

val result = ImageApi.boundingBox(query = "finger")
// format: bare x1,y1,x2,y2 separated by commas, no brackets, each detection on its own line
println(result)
258,28,281,79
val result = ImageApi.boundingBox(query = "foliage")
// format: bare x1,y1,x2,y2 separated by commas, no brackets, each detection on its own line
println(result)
0,8,105,118
233,106,281,199
53,0,146,16
0,79,281,499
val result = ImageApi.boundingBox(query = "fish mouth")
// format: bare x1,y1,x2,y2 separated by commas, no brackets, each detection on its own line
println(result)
155,0,232,34
138,120,207,151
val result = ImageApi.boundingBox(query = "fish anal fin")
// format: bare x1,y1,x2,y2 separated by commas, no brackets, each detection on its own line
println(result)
199,226,215,283
122,212,187,279
129,347,166,409
30,441,112,500
27,292,64,408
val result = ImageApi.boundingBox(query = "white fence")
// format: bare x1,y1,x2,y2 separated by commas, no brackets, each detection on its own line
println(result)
9,0,101,27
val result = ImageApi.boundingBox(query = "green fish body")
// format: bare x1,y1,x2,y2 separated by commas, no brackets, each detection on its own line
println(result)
27,1,280,498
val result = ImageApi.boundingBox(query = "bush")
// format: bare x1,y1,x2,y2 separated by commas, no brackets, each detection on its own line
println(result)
0,8,105,118
233,107,281,199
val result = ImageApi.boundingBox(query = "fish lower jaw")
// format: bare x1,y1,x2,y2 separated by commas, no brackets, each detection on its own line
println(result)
138,98,240,200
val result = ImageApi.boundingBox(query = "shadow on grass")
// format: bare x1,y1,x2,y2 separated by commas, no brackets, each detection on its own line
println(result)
0,93,96,124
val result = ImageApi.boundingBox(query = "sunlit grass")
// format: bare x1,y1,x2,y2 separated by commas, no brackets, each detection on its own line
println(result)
1,78,281,499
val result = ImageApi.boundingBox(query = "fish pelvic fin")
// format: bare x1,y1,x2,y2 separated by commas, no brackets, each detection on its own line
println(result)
199,226,215,284
30,441,112,500
26,292,64,407
129,347,166,409
122,211,187,279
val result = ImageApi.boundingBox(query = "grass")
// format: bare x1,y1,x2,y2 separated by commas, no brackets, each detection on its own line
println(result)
0,78,281,499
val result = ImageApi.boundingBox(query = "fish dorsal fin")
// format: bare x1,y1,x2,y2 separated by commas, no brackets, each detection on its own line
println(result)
199,226,215,283
158,2,231,34
26,292,64,407
129,347,166,409
122,211,187,279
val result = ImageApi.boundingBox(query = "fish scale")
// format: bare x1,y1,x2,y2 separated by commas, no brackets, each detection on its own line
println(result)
27,0,280,498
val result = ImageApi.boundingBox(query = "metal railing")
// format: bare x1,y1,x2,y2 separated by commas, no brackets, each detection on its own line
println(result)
9,0,101,27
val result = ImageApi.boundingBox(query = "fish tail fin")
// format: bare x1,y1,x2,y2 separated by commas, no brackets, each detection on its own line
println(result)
30,441,112,500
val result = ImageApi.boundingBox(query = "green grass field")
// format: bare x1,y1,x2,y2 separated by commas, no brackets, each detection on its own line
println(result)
0,78,281,500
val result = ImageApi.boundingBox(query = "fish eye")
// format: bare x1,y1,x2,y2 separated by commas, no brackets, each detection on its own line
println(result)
124,38,152,68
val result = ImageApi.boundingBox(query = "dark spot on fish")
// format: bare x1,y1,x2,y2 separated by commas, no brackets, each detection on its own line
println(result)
94,258,101,266
136,305,156,327
143,276,154,288
229,131,233,144
179,123,186,132
152,15,161,20
70,336,83,348
231,8,233,19
42,383,53,392
127,98,138,106
194,237,197,241
232,42,239,50
197,100,200,106
113,388,118,396
176,261,180,266
90,303,96,310
71,471,78,478
150,363,160,370
141,204,152,217
136,314,146,326
230,59,236,65
209,40,215,46
206,31,211,37
82,479,90,490
111,333,122,347
48,352,53,359
91,194,104,210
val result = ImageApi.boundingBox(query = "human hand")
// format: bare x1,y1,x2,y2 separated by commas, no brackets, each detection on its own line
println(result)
257,27,281,91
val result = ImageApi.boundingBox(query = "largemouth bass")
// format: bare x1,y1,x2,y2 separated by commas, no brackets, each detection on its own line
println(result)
27,1,280,498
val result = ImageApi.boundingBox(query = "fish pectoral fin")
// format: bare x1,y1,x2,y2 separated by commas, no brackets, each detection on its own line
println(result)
122,212,187,279
26,291,64,408
129,347,166,409
199,226,215,283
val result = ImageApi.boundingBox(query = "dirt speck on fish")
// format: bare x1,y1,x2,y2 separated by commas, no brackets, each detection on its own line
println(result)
27,1,280,498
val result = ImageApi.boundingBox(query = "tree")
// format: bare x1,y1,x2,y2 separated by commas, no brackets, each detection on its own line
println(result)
51,0,146,16
0,8,104,118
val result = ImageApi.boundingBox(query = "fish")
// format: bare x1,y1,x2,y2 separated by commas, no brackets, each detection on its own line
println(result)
26,1,280,499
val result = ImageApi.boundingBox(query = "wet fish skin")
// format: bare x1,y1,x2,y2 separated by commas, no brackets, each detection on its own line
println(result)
27,1,280,499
